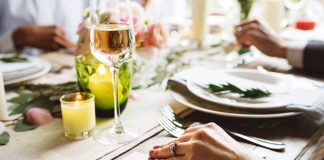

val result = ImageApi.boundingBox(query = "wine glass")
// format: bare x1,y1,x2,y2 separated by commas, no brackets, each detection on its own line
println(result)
284,0,307,10
90,0,138,145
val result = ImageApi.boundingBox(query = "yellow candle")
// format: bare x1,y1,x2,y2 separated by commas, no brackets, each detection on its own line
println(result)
60,92,96,139
87,64,123,110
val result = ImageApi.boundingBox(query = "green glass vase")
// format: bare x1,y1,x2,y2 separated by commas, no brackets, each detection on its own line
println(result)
75,53,132,118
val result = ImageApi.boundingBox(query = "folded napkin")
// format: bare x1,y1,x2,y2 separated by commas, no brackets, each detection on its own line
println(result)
170,67,324,125
0,57,44,81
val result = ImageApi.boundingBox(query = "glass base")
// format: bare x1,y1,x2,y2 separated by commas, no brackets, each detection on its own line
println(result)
94,125,139,145
65,129,94,140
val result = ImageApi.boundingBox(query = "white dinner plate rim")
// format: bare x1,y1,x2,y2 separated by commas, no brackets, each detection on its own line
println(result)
185,68,293,110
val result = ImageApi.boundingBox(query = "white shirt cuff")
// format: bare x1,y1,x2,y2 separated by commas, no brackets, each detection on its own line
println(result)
285,41,307,69
0,31,16,53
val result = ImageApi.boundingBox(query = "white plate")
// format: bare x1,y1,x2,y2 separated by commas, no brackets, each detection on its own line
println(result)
185,68,319,110
3,58,51,85
170,90,301,119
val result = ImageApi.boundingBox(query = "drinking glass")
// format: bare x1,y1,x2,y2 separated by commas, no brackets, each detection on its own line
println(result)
284,0,307,10
90,0,138,145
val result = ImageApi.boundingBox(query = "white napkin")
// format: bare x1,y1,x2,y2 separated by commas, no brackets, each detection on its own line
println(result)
171,67,324,124
0,58,44,81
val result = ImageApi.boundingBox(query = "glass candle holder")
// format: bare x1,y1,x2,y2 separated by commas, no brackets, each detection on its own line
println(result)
60,92,96,139
75,54,132,118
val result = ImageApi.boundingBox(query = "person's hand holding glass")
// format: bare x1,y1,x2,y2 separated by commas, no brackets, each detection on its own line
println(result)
90,0,138,145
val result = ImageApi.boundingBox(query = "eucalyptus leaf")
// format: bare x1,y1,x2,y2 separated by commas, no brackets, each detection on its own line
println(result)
14,120,37,132
7,92,33,104
9,82,79,117
9,103,29,116
238,48,251,55
0,54,28,63
166,49,186,64
147,69,168,88
131,85,142,90
0,132,9,145
208,83,271,98
211,44,221,48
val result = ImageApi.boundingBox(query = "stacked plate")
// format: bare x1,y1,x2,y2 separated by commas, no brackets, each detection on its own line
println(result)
0,54,51,85
168,67,324,118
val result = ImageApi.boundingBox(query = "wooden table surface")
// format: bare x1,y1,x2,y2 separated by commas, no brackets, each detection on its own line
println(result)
2,51,324,160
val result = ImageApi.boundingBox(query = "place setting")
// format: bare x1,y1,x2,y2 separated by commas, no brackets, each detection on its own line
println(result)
0,53,51,85
166,67,324,120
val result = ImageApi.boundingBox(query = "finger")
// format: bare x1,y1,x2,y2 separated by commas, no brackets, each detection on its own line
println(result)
54,36,76,49
236,19,260,29
159,132,194,148
149,142,190,159
52,25,66,37
182,124,206,134
235,24,263,47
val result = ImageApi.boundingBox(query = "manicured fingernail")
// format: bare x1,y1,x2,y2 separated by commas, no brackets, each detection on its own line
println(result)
153,145,160,149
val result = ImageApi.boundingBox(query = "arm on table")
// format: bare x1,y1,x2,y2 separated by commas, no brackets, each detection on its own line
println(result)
0,25,75,53
235,20,324,74
303,41,324,74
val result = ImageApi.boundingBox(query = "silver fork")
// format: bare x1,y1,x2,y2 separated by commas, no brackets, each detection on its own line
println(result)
159,105,286,151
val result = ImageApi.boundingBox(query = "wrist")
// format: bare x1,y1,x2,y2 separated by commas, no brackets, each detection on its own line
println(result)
12,27,28,50
277,43,287,58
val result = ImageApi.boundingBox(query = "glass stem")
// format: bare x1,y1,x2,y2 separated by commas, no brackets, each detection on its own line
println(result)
110,66,124,134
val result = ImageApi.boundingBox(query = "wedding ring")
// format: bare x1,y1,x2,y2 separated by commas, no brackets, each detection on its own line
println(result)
169,142,178,156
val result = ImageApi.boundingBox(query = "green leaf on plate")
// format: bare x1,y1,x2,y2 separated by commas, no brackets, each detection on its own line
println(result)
0,54,28,63
208,83,271,98
14,120,37,132
0,132,10,145
238,48,251,55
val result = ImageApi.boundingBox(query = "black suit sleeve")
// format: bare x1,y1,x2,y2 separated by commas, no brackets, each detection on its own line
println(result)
303,41,324,74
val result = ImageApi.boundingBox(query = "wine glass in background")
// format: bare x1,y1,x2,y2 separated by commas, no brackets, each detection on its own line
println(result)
90,0,138,145
284,0,308,26
284,0,307,10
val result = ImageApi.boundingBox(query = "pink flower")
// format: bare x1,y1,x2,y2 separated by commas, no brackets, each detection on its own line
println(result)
143,23,167,48
135,25,146,47
26,108,53,126
129,91,141,101
135,23,167,48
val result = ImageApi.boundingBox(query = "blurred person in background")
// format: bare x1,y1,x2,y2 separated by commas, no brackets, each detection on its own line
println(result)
0,0,186,55
0,0,88,55
134,0,187,22
235,20,324,74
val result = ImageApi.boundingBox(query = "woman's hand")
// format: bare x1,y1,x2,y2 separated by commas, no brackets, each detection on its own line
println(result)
235,20,287,58
149,123,262,160
12,25,75,51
